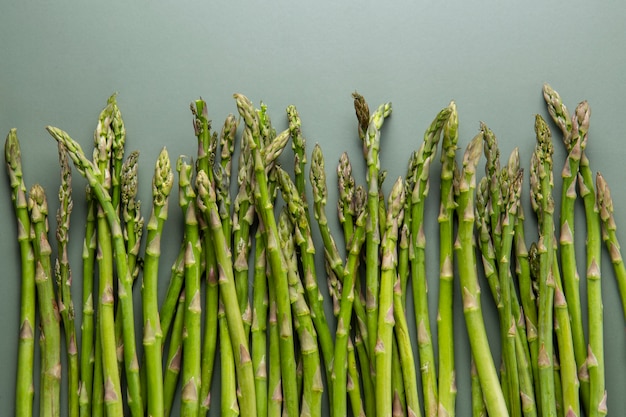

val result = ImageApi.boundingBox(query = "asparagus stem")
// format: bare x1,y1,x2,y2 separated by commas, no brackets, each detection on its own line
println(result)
252,227,269,417
109,94,126,212
219,300,240,417
91,321,104,417
163,289,185,417
5,129,36,417
596,172,626,321
530,115,557,417
438,101,459,417
235,93,299,417
55,143,79,417
455,132,508,416
196,168,257,417
411,105,453,417
79,190,97,417
47,125,144,415
177,157,202,417
376,177,405,417
160,244,186,340
141,148,173,417
267,249,284,417
29,185,63,417
355,94,393,366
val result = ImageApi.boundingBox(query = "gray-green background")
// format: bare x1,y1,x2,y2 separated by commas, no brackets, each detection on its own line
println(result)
2,1,625,415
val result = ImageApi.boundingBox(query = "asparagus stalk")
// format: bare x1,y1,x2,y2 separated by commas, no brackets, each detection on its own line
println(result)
529,115,557,417
267,249,283,417
196,168,257,417
79,187,97,417
29,184,63,417
376,177,405,417
121,150,143,282
251,226,269,417
455,132,508,416
47,125,144,415
332,187,367,417
141,147,173,417
438,101,458,417
159,244,186,340
355,93,393,364
219,300,240,417
177,157,202,417
596,172,626,321
5,129,36,417
109,94,126,212
163,289,186,417
411,105,453,417
55,143,79,417
235,93,299,417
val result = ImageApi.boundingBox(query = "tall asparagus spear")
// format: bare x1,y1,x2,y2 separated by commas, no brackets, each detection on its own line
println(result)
5,129,36,417
234,93,299,417
596,172,626,321
530,115,557,417
142,147,173,417
411,104,453,417
251,226,269,417
543,84,589,407
29,184,63,417
55,143,79,417
354,93,393,364
455,132,508,417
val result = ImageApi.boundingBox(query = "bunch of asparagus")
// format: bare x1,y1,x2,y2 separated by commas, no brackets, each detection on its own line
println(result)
5,85,626,417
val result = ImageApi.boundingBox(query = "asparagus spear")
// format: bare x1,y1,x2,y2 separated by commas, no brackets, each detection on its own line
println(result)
355,93,393,364
163,289,186,417
596,172,626,321
55,143,79,417
29,184,63,417
235,93,298,417
142,147,173,417
411,105,453,417
251,226,269,417
376,177,405,417
529,115,557,417
5,129,36,417
455,132,508,417
219,300,240,417
177,157,202,417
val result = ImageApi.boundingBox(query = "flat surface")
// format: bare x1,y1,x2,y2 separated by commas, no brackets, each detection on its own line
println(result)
2,1,626,415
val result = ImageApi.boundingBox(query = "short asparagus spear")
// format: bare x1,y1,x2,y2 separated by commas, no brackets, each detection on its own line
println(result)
5,129,36,417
